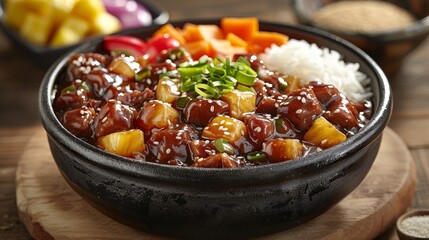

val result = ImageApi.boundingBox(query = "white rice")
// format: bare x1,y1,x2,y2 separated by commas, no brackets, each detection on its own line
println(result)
261,39,372,102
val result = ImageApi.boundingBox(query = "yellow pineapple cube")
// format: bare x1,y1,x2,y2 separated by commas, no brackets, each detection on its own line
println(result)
4,0,52,30
108,58,136,81
19,13,53,45
263,139,303,163
50,27,81,47
97,129,145,157
70,0,105,21
137,100,180,131
50,16,90,47
221,89,256,119
90,12,121,35
304,116,347,148
202,115,247,143
59,16,90,37
51,0,78,28
155,77,181,104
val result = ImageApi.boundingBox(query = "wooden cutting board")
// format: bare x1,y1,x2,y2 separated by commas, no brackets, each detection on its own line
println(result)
16,127,415,240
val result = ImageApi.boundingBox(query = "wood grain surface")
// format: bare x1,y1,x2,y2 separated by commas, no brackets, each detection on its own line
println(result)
1,0,429,240
15,127,415,240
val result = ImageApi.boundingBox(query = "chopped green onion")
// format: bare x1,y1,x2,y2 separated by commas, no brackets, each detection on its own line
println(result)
174,96,192,108
213,138,235,155
136,67,151,82
247,151,268,162
195,83,219,98
236,84,256,93
177,57,257,99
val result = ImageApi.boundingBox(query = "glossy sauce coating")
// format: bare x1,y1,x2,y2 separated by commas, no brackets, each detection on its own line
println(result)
53,48,372,168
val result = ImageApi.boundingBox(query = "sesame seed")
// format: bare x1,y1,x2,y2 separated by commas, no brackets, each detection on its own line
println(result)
80,110,85,115
240,130,245,135
224,132,231,136
254,126,262,133
220,120,225,125
301,98,307,104
153,141,159,145
321,139,327,145
146,79,152,85
334,109,341,113
274,103,279,108
295,109,303,114
102,116,108,123
166,148,171,154
210,106,214,112
176,136,182,140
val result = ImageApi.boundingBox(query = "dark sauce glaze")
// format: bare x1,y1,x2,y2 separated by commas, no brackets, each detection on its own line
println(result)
53,48,372,168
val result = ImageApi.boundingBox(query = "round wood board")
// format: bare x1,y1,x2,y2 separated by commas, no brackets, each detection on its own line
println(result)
16,127,416,240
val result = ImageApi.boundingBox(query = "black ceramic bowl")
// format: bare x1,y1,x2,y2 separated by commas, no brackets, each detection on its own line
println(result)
293,0,429,76
0,0,168,69
39,20,392,240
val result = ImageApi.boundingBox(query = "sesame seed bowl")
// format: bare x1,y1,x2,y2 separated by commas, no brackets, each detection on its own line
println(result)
293,0,429,76
39,19,392,239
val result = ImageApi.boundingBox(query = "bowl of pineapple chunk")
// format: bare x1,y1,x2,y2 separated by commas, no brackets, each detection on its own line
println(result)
0,0,168,68
39,18,392,239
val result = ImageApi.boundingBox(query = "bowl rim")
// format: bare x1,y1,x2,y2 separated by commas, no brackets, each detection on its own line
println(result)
39,19,392,182
292,0,429,41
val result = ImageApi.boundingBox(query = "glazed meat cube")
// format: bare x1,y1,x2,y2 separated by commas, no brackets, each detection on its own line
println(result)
116,88,154,108
323,98,360,131
243,113,275,148
62,106,95,138
93,100,137,138
277,88,323,132
184,98,229,127
146,128,194,164
308,81,341,106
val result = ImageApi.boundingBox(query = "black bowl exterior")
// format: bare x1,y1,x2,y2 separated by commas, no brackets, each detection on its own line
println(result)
293,0,429,76
39,21,392,239
0,0,169,69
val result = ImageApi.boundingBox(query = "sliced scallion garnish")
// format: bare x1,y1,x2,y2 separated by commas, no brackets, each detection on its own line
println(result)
213,138,235,155
177,56,257,99
247,151,268,162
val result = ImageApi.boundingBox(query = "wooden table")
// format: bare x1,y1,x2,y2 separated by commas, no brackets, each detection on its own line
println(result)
0,0,428,239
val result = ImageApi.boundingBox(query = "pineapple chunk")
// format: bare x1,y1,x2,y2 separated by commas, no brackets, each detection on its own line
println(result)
50,27,81,47
97,129,145,157
50,16,90,47
70,0,105,21
304,116,346,148
90,12,121,35
220,89,256,119
155,77,181,104
202,115,247,143
58,16,90,37
51,0,77,28
19,13,53,45
4,0,52,30
136,100,180,131
108,58,136,81
263,139,303,163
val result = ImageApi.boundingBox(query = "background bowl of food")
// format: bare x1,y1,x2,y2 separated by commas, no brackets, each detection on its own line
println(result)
0,0,168,68
39,18,392,239
293,0,429,76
